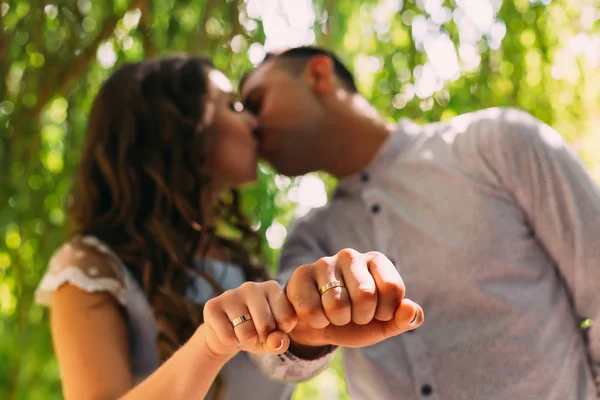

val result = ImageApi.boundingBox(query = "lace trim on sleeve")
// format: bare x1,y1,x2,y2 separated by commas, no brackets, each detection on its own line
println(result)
35,266,126,306
34,235,127,307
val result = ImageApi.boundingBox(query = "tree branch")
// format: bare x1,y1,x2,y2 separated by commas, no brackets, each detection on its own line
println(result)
32,0,145,117
2,15,31,92
196,0,220,51
138,0,157,58
0,7,7,99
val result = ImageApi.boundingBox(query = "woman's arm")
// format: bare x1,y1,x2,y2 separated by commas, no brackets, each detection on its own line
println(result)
51,284,230,400
121,324,230,400
51,280,296,400
51,284,133,400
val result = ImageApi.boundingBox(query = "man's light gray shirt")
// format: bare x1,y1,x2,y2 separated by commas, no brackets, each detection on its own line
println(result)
272,108,600,400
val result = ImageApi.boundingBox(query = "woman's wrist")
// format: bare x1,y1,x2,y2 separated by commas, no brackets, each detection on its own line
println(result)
192,324,238,364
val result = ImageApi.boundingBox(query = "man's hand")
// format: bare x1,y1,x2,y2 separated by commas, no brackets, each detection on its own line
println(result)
285,249,423,352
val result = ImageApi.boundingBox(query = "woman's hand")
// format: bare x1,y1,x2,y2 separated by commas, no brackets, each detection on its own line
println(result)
201,280,298,359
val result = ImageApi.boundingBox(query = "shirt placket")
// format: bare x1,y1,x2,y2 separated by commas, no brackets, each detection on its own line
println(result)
363,181,442,400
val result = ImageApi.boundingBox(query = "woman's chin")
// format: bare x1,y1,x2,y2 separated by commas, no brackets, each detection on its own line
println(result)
231,168,259,188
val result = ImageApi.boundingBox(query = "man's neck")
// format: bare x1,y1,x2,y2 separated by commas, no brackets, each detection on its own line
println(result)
321,95,395,179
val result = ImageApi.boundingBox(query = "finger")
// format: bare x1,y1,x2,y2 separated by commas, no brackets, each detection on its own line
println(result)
241,282,277,344
265,281,298,333
222,293,259,347
382,298,424,339
315,254,351,326
203,296,239,349
287,262,330,329
366,251,405,322
262,330,290,354
338,249,377,325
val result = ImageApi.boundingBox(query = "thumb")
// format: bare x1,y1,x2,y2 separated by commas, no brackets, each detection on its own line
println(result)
262,330,290,354
382,298,424,339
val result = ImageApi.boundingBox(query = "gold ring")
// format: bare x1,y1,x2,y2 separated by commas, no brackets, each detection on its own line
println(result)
319,280,346,295
231,313,252,328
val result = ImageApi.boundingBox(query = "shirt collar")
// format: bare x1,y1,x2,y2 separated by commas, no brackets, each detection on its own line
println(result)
336,118,419,195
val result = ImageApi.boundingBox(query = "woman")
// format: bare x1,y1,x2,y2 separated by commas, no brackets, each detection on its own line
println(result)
35,56,299,400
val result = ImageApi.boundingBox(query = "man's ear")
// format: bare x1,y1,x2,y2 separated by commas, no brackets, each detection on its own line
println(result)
304,55,334,96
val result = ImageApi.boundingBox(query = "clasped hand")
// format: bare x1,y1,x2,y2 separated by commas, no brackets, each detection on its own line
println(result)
201,249,424,359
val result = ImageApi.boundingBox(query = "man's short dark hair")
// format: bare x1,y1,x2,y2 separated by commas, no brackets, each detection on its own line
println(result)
241,46,358,93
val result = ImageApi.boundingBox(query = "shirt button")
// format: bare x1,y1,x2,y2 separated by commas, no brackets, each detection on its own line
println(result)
421,384,433,396
370,204,381,214
360,173,369,183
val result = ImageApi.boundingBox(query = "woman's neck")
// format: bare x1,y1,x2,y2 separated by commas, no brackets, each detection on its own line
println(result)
196,185,227,262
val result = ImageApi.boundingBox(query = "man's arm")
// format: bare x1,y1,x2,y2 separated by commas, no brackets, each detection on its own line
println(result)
251,213,424,383
487,108,600,392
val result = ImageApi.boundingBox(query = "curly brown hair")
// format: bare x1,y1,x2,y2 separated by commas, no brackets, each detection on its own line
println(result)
67,56,268,370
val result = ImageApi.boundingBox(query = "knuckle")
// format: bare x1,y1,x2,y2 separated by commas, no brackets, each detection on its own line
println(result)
265,279,282,292
220,289,236,300
355,286,377,302
367,250,386,260
292,264,313,282
239,281,258,293
337,248,360,263
396,283,406,299
313,257,331,271
377,281,403,298
203,298,219,317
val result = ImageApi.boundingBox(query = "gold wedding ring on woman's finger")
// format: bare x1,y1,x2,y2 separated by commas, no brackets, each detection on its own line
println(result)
231,313,252,328
319,280,346,295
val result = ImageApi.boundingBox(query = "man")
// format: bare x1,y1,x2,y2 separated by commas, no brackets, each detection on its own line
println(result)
241,47,600,399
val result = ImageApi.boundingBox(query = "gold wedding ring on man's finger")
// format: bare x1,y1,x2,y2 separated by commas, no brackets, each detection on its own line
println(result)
319,280,346,295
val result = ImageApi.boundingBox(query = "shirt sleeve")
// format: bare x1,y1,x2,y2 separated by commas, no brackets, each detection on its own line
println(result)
250,214,338,382
486,108,600,393
277,214,332,285
248,345,337,383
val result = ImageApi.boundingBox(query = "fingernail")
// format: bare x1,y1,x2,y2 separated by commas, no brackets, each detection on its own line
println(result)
275,339,285,351
410,308,420,324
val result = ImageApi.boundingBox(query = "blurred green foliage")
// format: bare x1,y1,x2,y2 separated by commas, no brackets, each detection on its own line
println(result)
1,0,599,399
